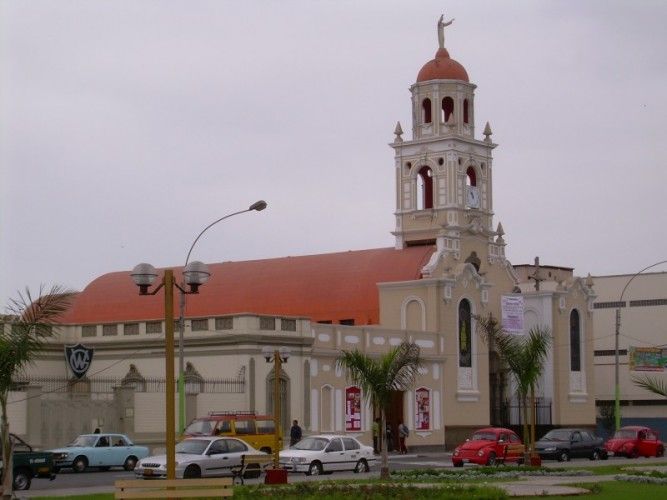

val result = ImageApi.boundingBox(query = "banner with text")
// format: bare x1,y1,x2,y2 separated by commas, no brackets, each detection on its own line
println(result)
501,295,524,334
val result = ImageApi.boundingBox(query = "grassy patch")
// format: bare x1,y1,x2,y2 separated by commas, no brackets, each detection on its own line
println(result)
520,481,666,499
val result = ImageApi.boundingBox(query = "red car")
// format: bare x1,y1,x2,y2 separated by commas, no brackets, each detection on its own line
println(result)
452,427,525,467
604,426,665,458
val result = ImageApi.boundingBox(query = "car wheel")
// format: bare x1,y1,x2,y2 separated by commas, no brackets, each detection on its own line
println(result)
13,468,31,491
353,459,369,473
657,447,665,458
243,464,261,479
557,450,569,462
453,460,463,468
72,456,88,473
260,447,272,454
486,452,497,466
590,449,600,461
629,448,639,459
517,458,524,466
306,461,322,476
183,464,201,478
124,456,138,471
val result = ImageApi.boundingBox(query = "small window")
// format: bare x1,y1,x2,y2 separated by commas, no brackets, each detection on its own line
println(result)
340,319,355,326
191,319,208,332
102,324,118,336
146,321,162,334
97,436,109,447
208,439,227,454
114,436,128,446
510,434,521,444
466,166,477,187
317,320,332,324
215,421,232,434
256,420,275,433
281,319,296,331
326,438,343,452
124,323,139,336
215,317,233,330
233,420,255,434
227,439,248,453
422,98,432,124
342,438,360,451
82,325,97,337
570,309,581,372
260,317,276,330
463,98,469,123
417,166,434,210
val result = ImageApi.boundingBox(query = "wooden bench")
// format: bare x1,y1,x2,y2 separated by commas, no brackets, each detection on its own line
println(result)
115,477,233,499
231,453,275,485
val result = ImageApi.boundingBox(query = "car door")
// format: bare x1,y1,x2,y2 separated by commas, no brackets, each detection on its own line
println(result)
506,433,524,462
342,438,361,470
224,438,250,471
109,435,129,466
92,435,111,466
640,430,658,456
202,438,230,477
570,431,585,458
324,438,345,471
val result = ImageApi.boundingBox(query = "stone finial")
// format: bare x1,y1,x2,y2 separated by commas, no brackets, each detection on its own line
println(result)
496,222,504,237
586,273,594,288
394,121,404,143
483,121,493,143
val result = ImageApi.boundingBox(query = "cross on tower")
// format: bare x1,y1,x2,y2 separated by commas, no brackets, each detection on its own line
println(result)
528,256,546,291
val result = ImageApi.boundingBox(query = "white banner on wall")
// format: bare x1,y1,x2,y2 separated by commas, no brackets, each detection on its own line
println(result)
501,295,524,334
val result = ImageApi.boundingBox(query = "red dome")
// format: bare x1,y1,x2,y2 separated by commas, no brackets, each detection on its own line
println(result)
417,48,469,83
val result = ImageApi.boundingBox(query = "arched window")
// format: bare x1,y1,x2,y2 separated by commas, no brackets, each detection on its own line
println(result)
463,99,469,124
442,97,454,123
458,299,472,368
466,166,477,187
422,98,432,124
570,309,581,372
417,166,433,209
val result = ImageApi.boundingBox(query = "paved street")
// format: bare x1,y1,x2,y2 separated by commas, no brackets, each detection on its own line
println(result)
15,451,667,498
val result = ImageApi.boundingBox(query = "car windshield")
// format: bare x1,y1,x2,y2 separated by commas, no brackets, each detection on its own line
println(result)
70,436,98,447
184,420,213,436
470,432,497,441
613,430,638,439
292,437,329,451
176,440,209,455
541,430,572,441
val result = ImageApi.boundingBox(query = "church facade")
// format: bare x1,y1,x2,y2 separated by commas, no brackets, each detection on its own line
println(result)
6,19,596,451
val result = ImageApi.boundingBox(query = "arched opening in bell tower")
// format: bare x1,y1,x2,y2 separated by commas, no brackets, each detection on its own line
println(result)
422,98,432,124
442,97,454,123
417,166,433,210
463,99,470,123
466,166,477,187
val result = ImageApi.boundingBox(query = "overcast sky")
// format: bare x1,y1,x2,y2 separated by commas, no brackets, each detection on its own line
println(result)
2,1,666,308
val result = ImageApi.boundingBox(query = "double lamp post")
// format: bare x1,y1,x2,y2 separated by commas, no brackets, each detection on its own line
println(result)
130,200,267,480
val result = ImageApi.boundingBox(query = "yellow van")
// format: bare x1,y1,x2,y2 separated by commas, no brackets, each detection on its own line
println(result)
182,411,282,454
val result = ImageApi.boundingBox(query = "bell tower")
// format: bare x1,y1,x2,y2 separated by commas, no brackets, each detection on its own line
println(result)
391,17,501,262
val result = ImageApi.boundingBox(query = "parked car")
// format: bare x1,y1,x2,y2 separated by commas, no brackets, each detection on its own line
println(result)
0,433,56,490
49,433,149,472
135,436,266,479
182,411,281,454
279,435,375,476
604,426,665,458
534,428,607,461
452,427,524,467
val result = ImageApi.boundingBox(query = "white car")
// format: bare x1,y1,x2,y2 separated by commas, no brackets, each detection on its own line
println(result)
279,434,375,475
134,436,266,479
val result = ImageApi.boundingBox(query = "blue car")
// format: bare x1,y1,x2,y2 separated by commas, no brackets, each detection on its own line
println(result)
49,433,150,472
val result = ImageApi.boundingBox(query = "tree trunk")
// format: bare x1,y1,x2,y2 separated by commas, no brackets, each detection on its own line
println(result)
379,410,390,479
1,395,13,500
521,394,530,464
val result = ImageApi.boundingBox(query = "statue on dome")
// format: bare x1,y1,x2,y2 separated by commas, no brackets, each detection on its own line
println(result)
437,14,454,49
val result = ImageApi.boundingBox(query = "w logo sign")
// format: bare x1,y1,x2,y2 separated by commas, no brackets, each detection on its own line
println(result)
65,344,94,379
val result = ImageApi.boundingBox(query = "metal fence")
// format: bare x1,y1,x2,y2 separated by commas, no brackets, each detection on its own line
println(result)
12,375,245,394
493,398,552,427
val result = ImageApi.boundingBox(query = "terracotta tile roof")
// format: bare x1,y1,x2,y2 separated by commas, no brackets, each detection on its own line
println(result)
59,246,435,326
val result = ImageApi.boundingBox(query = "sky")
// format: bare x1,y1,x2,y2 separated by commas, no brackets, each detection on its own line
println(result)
2,0,667,308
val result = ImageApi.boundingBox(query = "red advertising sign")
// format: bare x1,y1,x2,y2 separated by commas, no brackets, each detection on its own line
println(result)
345,386,362,431
415,387,430,430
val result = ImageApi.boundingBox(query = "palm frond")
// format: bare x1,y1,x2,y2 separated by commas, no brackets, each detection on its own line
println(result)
632,374,667,398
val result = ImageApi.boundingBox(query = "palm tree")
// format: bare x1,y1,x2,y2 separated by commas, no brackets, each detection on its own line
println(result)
632,374,667,398
336,341,422,479
476,314,552,462
1,286,74,499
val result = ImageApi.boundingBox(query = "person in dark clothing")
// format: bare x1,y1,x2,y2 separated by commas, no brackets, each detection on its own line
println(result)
289,419,302,447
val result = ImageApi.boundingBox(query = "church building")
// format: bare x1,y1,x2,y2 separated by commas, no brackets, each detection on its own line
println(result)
7,18,597,451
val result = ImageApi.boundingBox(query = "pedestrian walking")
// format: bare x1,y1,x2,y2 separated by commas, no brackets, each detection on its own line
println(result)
372,417,380,454
289,419,302,447
398,420,409,454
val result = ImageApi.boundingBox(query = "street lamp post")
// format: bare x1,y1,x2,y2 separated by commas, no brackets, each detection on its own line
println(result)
177,200,267,433
130,261,211,480
262,346,290,474
614,259,667,431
